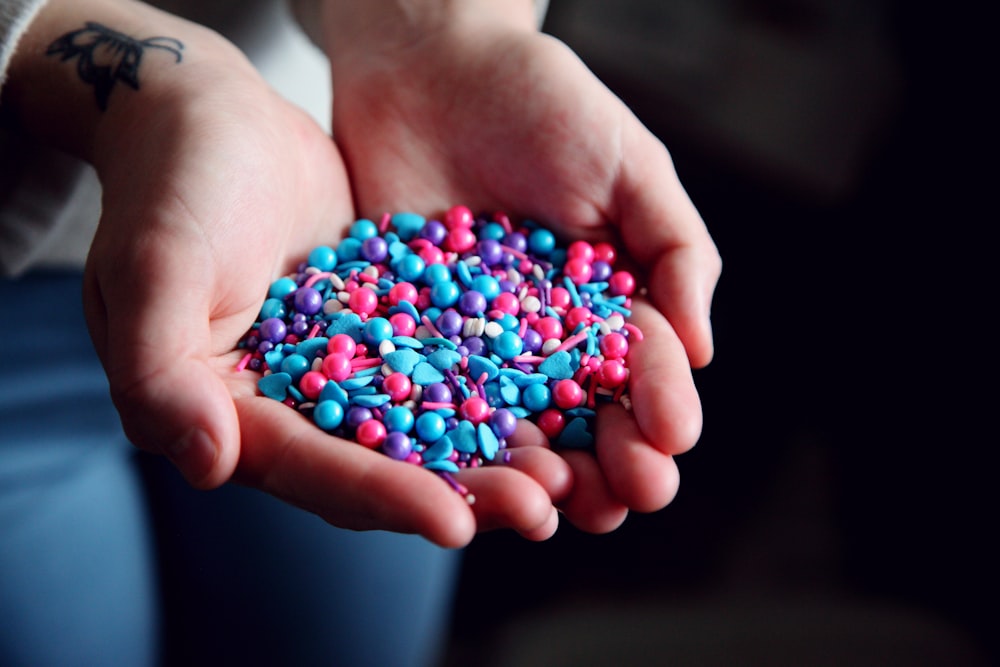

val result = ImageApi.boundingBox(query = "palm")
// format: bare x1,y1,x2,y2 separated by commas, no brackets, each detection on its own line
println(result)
333,29,718,531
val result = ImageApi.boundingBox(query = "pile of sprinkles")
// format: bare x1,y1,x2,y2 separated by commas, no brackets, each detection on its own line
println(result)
236,206,642,502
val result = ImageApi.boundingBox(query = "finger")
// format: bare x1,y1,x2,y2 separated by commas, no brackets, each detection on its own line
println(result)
494,443,573,505
455,465,560,541
595,403,680,512
555,449,629,533
626,299,703,456
88,227,240,489
232,394,478,548
616,124,722,368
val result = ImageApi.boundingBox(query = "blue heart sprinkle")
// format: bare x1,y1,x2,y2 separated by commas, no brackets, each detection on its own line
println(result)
453,420,478,453
477,422,500,461
467,355,499,381
264,349,287,373
325,313,364,341
557,417,594,449
388,240,411,262
423,434,454,461
383,348,421,375
422,459,460,473
511,372,548,388
508,406,530,418
411,362,445,385
258,372,292,401
352,393,392,408
391,212,425,240
499,376,521,405
427,349,462,371
318,381,349,408
340,376,375,390
538,351,574,380
295,337,328,359
390,336,424,349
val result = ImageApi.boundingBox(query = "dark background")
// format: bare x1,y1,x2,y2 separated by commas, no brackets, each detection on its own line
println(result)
445,2,994,665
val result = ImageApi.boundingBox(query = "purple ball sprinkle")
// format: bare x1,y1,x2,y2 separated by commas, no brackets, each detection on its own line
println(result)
436,308,464,337
259,317,287,344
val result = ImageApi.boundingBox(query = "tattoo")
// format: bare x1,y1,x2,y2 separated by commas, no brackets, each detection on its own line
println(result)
46,22,184,111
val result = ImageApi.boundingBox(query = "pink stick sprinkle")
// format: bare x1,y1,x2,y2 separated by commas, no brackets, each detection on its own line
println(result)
304,271,333,289
307,323,321,339
554,330,590,354
420,401,458,411
624,323,644,342
379,211,391,233
357,272,378,285
351,357,383,369
495,212,513,234
512,355,545,364
499,244,530,261
421,315,445,339
518,318,528,338
236,352,252,372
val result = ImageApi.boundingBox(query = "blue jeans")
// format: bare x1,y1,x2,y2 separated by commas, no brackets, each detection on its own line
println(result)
0,272,459,666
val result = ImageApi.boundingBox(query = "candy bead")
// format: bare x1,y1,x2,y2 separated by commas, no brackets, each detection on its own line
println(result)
349,288,379,316
308,245,338,271
536,408,565,439
383,405,415,433
600,332,629,359
528,228,555,255
552,378,584,409
298,370,328,400
597,359,628,388
459,396,491,425
383,372,412,402
355,419,387,448
415,411,447,443
444,205,474,229
521,383,551,412
322,352,353,382
327,333,357,358
609,270,636,297
314,400,345,431
382,431,413,460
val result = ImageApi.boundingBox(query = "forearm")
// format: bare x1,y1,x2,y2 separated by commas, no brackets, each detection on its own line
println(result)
1,0,256,163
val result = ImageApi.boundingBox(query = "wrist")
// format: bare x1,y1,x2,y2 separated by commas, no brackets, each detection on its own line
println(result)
1,0,258,164
319,0,537,77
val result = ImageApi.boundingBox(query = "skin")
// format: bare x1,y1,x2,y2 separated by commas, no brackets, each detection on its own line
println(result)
3,0,720,547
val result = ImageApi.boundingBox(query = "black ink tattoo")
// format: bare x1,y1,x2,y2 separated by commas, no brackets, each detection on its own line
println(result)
46,22,184,111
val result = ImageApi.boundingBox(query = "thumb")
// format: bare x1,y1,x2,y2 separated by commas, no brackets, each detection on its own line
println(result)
83,241,241,489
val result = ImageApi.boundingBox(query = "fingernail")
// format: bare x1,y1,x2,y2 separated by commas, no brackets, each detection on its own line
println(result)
167,428,217,485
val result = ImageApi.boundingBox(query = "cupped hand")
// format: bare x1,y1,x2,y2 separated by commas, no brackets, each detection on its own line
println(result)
81,34,568,547
329,17,721,531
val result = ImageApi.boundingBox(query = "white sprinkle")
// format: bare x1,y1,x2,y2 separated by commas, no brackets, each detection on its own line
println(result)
541,338,561,355
323,299,343,314
378,339,396,357
521,295,541,313
484,321,504,338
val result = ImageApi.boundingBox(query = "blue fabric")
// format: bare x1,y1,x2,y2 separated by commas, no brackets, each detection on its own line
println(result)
0,272,460,666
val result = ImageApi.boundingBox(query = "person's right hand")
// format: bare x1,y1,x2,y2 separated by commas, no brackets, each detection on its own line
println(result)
4,0,572,547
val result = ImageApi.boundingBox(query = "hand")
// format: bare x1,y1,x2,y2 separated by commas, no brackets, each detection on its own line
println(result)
324,3,721,532
0,3,568,547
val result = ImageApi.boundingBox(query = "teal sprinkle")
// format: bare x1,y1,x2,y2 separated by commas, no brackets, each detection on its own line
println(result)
422,460,460,473
578,281,609,293
390,335,424,349
340,376,375,390
420,337,458,350
456,261,473,287
353,393,391,408
563,276,582,307
353,365,382,377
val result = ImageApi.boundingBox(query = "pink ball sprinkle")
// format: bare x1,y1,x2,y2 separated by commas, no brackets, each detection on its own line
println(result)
389,312,417,337
593,241,617,265
609,270,636,297
298,370,328,399
460,396,491,425
534,316,564,340
548,286,571,311
567,240,595,263
444,204,475,229
492,291,520,316
356,419,387,448
349,287,379,315
597,359,628,388
552,379,584,409
383,372,412,402
599,332,629,360
564,306,592,332
322,352,353,382
389,281,418,306
564,257,593,285
446,227,477,253
537,408,566,439
419,245,445,266
327,333,357,358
